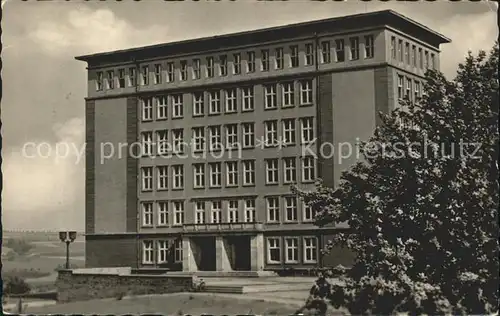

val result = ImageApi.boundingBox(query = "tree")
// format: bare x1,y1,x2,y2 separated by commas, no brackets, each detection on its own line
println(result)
4,238,34,256
294,42,499,315
3,276,31,295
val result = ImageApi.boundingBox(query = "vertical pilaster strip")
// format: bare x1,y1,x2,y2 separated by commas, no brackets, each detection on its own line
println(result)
374,66,391,126
317,74,335,188
126,97,138,232
85,100,96,235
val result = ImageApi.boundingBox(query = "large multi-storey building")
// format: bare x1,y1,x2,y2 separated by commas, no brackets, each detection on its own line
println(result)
76,10,449,272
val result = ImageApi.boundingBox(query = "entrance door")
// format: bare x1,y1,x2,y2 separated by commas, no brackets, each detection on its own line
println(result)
231,236,251,271
192,236,216,271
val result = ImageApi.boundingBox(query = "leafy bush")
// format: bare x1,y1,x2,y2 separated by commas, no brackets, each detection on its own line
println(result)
3,268,51,279
294,43,499,315
3,276,31,295
4,238,34,256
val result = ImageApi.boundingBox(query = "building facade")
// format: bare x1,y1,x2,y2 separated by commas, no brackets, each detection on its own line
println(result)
77,10,450,272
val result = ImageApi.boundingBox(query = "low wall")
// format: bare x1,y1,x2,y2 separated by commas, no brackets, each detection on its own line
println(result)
56,268,193,303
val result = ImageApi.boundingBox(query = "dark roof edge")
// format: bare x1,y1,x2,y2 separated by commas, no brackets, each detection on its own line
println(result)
75,9,450,62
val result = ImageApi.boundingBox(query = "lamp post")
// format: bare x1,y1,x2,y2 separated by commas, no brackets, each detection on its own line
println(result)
59,231,77,269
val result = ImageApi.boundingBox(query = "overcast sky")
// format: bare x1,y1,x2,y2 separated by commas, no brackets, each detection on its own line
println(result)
1,1,498,231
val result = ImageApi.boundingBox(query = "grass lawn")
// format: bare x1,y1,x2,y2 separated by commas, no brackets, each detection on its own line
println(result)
25,293,303,315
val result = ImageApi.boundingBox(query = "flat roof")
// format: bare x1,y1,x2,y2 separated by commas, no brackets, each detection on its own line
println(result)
75,9,450,65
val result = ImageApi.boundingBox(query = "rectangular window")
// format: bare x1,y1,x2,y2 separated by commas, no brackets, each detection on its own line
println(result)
128,67,136,87
397,75,404,100
193,58,201,80
264,84,277,109
267,238,281,263
141,97,153,121
290,45,299,68
193,163,205,189
206,56,215,78
156,96,168,120
349,37,359,60
172,94,183,118
172,129,184,154
165,62,173,83
141,131,153,156
364,35,374,59
226,161,238,187
282,82,294,108
233,53,241,75
156,130,168,156
225,89,237,113
142,241,154,264
303,237,318,263
157,240,168,264
209,90,221,114
285,196,297,222
242,123,255,148
158,201,169,226
155,63,162,84
405,42,410,64
264,120,278,147
305,43,314,66
118,69,125,88
141,202,153,226
242,160,255,186
414,81,421,101
173,201,184,226
141,167,153,191
228,200,239,223
335,39,345,62
430,53,436,70
303,202,316,222
302,156,315,182
406,77,412,100
299,80,313,105
193,127,205,152
106,70,114,89
321,41,331,64
209,162,222,188
267,197,280,222
398,39,403,62
265,159,279,184
300,117,314,144
261,49,270,71
411,45,417,67
208,125,222,151
96,71,103,91
141,65,149,86
275,47,284,69
225,124,238,149
283,158,296,184
174,239,182,262
247,51,256,73
172,165,184,189
391,36,397,59
282,119,296,146
242,87,254,111
285,237,299,263
193,92,204,117
418,48,423,68
244,199,256,222
211,201,222,224
180,60,188,81
219,55,228,76
424,51,429,69
156,165,168,190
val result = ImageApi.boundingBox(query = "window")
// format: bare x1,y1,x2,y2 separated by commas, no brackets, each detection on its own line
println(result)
349,37,359,60
265,159,279,184
335,39,345,62
141,131,153,156
418,48,423,68
285,238,299,263
156,165,168,190
174,239,182,262
244,199,256,222
226,161,238,186
208,125,222,151
302,156,315,182
180,60,188,81
209,162,222,187
283,158,296,184
321,41,331,63
192,127,205,152
206,57,215,78
158,201,169,226
264,120,278,147
157,240,168,264
275,47,284,69
290,45,299,68
405,42,410,64
285,196,298,222
155,63,162,84
391,36,397,60
225,89,237,113
247,51,256,73
430,53,436,70
364,35,374,59
141,97,153,121
219,55,228,76
172,129,184,154
106,70,114,89
128,67,136,87
414,81,421,102
156,130,168,156
299,80,313,105
141,65,149,85
406,78,412,100
167,62,175,83
142,241,154,264
193,163,205,189
172,165,184,189
193,58,201,79
282,82,294,107
398,39,403,62
305,43,314,66
172,94,183,118
267,238,281,263
261,49,270,71
141,167,153,191
96,71,103,91
233,53,241,74
242,87,254,111
282,119,296,146
209,90,221,114
156,96,168,120
228,200,239,223
242,160,255,186
303,237,318,263
267,197,280,222
265,84,278,109
303,202,316,222
211,201,222,223
173,201,184,226
397,75,404,100
242,123,255,148
118,69,125,88
195,201,205,224
300,117,314,144
193,92,204,117
225,124,238,149
142,202,153,226
424,51,429,69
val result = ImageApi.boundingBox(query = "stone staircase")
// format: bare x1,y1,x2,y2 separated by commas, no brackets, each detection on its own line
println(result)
168,270,278,278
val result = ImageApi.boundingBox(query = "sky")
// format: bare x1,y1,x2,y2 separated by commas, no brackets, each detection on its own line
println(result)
1,0,498,231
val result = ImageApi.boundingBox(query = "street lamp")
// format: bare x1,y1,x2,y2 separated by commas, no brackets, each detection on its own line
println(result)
59,231,77,269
